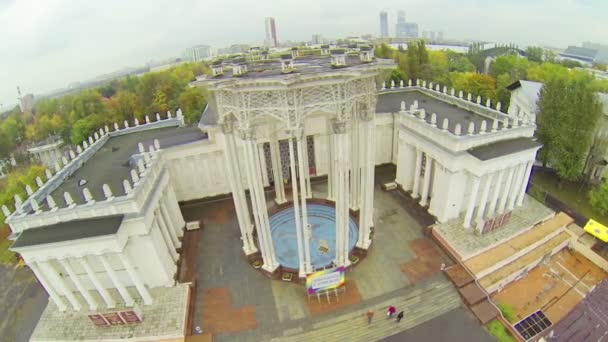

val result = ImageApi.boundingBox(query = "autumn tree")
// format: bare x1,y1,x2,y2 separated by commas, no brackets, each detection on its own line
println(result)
536,77,603,181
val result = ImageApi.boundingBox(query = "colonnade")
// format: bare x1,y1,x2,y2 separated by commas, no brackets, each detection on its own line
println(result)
221,114,376,275
463,161,534,230
29,252,152,312
27,185,184,312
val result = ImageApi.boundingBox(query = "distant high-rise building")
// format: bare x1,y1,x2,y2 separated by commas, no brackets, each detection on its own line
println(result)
379,11,389,38
437,31,444,42
312,34,323,44
188,45,211,62
430,31,436,42
265,17,278,47
395,11,418,38
17,87,34,113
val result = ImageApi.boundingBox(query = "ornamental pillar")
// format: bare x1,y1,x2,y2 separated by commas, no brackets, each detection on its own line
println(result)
350,117,361,210
287,132,307,276
78,256,116,308
419,154,433,207
269,131,286,204
154,216,178,262
99,254,134,307
221,122,257,255
498,167,516,214
159,204,180,248
412,149,423,198
333,121,351,266
59,258,99,310
241,128,278,272
357,114,375,249
507,164,525,211
29,261,68,311
326,125,335,201
475,173,495,231
486,170,505,218
296,130,313,273
119,252,153,305
46,260,82,311
516,161,534,207
463,175,481,229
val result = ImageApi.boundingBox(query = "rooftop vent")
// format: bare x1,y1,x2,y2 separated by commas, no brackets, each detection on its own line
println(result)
211,60,224,77
330,49,347,67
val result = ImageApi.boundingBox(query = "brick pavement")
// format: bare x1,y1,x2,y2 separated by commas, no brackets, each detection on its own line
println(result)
200,288,257,334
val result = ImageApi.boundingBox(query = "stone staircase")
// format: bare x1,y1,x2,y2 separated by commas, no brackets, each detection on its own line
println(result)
270,279,461,342
463,212,573,294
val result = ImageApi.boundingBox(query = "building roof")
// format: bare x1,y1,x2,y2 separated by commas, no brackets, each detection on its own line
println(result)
549,280,608,341
48,126,205,208
11,215,124,249
508,80,608,116
376,90,497,134
561,46,599,60
204,54,386,80
467,137,542,161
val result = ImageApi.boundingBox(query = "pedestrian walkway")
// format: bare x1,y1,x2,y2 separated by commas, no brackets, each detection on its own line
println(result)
270,278,461,342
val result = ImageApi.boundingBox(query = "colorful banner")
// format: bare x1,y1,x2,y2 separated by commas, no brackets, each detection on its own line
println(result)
306,266,345,295
584,219,608,242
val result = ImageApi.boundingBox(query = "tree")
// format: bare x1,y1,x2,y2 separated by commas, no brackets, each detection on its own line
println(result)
178,87,207,124
406,41,420,80
389,69,408,84
537,77,603,181
496,73,512,111
526,46,544,63
590,179,608,215
70,115,105,145
106,90,139,122
490,55,532,80
527,62,570,83
594,63,607,72
450,72,497,101
0,132,15,159
447,52,475,72
374,44,394,59
466,42,485,72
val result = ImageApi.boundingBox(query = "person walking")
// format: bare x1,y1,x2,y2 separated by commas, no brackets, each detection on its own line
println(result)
387,305,396,318
367,309,374,325
396,311,404,322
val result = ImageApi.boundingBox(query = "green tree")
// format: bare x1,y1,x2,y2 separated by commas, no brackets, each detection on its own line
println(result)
0,132,15,159
178,87,207,124
374,43,395,59
537,77,603,181
106,90,139,122
496,73,512,111
407,41,420,80
71,115,105,145
447,52,475,72
450,72,497,101
490,55,532,80
466,42,485,72
527,62,570,83
590,179,608,215
525,46,544,63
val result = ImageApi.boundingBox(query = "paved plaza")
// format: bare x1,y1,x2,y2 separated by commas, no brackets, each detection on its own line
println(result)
179,166,487,341
0,264,47,342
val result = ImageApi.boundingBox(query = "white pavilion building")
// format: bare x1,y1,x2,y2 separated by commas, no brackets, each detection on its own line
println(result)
3,46,541,341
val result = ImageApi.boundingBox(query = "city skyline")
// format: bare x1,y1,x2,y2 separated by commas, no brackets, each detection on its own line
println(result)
1,0,607,107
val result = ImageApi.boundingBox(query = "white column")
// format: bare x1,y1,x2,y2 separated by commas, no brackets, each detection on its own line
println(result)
155,217,178,262
463,175,481,229
45,261,82,311
326,130,335,201
357,117,375,249
270,138,286,204
119,253,153,305
498,167,516,214
78,257,116,308
99,254,134,307
419,154,433,207
486,170,505,218
411,149,423,198
507,164,525,211
350,118,360,209
59,258,99,310
258,143,270,187
296,132,313,273
516,161,534,206
242,129,278,272
302,135,312,198
159,204,180,248
223,124,257,254
288,136,306,276
29,261,68,311
165,184,186,236
333,121,350,266
475,173,494,229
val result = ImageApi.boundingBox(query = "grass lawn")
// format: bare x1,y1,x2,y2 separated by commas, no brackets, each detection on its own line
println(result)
0,226,17,265
530,169,608,226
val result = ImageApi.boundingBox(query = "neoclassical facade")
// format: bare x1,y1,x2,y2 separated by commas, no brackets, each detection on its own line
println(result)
196,53,393,275
4,47,544,340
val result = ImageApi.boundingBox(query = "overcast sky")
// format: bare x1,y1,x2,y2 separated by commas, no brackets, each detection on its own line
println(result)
1,0,606,109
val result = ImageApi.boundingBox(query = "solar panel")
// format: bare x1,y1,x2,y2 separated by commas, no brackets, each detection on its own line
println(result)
514,310,552,340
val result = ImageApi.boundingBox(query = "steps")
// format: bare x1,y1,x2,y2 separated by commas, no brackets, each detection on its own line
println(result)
479,231,570,293
464,213,573,278
462,213,573,294
270,280,461,342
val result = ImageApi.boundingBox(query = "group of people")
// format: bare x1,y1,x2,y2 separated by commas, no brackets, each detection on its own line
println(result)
366,305,404,325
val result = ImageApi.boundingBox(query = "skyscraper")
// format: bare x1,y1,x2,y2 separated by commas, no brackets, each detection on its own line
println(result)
265,17,278,48
395,11,419,38
379,11,389,38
